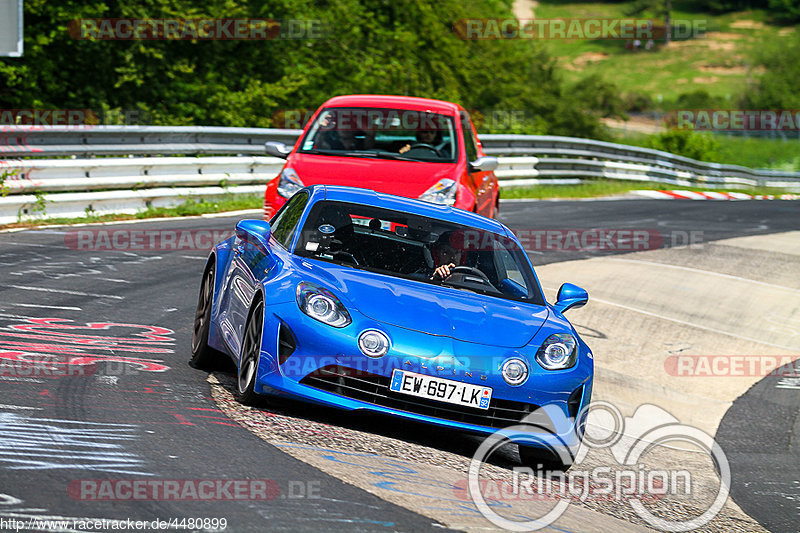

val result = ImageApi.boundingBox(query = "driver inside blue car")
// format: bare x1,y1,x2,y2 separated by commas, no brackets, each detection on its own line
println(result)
429,231,464,280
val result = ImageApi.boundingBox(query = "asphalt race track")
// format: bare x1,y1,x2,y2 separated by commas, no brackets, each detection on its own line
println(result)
0,198,798,532
716,360,800,533
0,222,446,532
499,198,800,265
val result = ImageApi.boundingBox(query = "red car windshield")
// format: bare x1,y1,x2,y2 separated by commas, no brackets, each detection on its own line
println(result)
298,107,458,163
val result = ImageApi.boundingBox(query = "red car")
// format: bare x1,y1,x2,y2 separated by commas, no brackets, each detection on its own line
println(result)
263,95,499,219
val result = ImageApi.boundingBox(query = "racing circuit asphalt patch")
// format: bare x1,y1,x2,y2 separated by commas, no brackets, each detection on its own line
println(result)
207,373,765,533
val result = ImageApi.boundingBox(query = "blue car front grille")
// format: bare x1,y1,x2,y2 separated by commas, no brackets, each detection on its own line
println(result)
300,365,552,430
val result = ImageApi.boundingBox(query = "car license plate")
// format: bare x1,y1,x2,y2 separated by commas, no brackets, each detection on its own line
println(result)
389,369,492,410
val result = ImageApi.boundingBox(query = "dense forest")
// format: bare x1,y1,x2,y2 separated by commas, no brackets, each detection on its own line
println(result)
1,0,798,140
0,0,621,138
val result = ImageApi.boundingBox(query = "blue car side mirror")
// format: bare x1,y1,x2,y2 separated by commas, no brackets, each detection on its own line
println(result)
235,219,272,251
553,283,588,314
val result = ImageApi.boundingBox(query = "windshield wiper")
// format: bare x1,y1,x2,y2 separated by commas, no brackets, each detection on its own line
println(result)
369,152,421,162
303,149,383,158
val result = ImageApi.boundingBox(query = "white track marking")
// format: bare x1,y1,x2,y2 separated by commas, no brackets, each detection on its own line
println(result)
543,285,797,350
2,303,82,311
603,257,800,294
6,285,124,300
0,241,50,247
593,296,796,351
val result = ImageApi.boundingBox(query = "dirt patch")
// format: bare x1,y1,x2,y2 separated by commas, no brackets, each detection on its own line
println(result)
571,51,610,68
697,64,748,75
705,31,746,40
730,20,766,30
665,39,704,49
513,0,538,19
706,41,737,51
693,76,721,84
602,115,662,134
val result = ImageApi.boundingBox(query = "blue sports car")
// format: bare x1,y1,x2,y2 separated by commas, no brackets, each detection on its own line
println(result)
191,185,592,467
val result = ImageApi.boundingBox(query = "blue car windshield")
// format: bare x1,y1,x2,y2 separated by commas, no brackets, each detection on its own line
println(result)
297,107,458,163
294,201,545,305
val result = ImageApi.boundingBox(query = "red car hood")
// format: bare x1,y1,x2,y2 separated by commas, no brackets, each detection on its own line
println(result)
289,154,457,198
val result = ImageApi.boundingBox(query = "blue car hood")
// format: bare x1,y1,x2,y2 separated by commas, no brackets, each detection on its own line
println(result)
316,266,549,348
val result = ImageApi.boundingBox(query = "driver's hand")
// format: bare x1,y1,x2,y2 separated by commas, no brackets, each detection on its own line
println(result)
399,144,411,154
431,263,456,280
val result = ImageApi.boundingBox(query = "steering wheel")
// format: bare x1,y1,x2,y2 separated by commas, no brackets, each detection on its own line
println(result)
407,143,441,156
448,266,492,285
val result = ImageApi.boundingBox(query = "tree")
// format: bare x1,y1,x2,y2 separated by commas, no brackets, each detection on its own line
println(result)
0,0,616,139
625,0,672,44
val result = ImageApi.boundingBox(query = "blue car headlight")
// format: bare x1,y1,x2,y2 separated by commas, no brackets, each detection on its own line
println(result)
536,333,577,370
296,281,351,328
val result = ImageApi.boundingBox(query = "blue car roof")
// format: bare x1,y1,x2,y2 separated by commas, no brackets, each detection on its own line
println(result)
307,185,511,236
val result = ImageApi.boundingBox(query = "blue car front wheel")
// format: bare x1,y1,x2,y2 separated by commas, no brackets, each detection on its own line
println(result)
190,263,225,369
235,300,264,406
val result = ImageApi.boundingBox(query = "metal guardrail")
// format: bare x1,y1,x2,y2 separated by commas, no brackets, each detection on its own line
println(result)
1,126,799,224
0,126,302,157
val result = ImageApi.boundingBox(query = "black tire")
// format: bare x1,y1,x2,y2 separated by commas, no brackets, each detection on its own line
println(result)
518,444,573,473
234,300,265,406
190,263,225,369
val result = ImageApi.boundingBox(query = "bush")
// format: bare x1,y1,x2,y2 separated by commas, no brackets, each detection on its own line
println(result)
676,89,723,109
741,31,800,108
646,128,721,162
622,91,654,112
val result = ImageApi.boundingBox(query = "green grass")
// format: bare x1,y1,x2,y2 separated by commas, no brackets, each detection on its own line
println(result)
617,131,800,170
701,135,800,170
527,2,792,105
4,194,262,230
501,179,792,199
